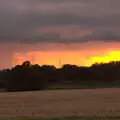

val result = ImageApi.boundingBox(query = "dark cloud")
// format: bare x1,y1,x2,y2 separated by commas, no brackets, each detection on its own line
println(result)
82,29,120,42
0,0,120,43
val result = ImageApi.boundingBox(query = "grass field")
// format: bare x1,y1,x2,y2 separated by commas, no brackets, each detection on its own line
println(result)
1,116,120,120
0,88,120,119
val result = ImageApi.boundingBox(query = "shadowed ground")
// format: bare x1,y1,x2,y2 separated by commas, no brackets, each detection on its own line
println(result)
0,88,120,118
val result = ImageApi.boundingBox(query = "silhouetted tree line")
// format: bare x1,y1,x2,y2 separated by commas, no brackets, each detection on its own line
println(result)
0,61,120,91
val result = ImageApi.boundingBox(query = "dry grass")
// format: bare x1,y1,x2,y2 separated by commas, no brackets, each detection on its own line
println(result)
0,88,120,118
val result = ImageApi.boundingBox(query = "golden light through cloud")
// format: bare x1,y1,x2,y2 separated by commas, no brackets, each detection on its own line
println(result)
89,51,120,65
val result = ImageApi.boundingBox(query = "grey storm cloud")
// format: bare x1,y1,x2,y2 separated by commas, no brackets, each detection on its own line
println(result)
0,0,120,43
71,29,120,43
83,30,120,41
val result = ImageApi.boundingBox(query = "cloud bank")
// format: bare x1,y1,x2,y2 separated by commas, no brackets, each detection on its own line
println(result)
0,0,120,43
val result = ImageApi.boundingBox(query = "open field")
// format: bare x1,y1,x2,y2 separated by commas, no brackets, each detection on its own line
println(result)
0,88,120,118
1,116,120,120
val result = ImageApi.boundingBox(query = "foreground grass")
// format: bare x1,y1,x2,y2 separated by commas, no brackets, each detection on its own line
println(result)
1,116,120,120
48,82,120,90
0,88,120,117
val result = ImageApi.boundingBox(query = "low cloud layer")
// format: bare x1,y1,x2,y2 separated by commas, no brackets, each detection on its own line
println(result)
0,0,120,43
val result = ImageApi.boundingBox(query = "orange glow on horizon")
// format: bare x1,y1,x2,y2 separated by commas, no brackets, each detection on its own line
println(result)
1,41,120,69
12,50,120,68
13,51,87,68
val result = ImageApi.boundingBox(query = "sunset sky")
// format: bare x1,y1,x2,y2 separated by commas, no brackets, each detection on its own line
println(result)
1,0,120,68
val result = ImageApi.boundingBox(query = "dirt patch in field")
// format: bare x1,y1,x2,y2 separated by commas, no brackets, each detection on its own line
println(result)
0,88,120,118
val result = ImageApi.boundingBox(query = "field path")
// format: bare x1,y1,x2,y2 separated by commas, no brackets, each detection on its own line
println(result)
0,88,120,117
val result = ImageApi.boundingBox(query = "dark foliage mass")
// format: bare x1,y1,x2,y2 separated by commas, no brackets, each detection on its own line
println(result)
1,61,120,91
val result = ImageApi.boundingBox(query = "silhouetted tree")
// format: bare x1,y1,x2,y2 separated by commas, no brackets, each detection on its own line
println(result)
0,60,120,91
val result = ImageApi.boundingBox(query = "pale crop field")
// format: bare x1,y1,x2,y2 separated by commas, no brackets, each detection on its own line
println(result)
0,88,120,118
